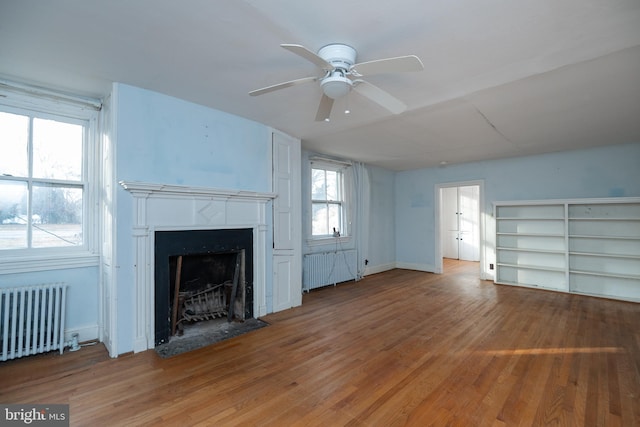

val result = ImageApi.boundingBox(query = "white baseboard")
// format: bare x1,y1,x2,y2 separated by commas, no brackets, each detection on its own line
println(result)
64,323,99,344
394,262,436,273
363,263,396,276
363,262,437,276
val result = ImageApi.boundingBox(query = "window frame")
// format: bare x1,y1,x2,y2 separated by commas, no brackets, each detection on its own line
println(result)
0,85,101,273
308,159,352,244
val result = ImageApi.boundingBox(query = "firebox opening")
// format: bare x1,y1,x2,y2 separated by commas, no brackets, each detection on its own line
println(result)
169,250,246,338
154,228,253,346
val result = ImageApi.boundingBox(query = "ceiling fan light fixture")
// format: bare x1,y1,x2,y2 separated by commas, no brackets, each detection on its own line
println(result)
321,72,352,99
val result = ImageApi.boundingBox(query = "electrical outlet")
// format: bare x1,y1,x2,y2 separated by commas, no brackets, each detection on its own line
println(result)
489,263,494,270
365,259,369,265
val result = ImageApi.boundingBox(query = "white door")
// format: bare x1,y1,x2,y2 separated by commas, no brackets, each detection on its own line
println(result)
458,185,480,261
441,187,459,259
272,131,302,312
273,255,294,312
273,133,294,250
440,185,480,261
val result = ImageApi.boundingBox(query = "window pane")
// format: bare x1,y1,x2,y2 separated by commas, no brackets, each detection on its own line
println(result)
312,202,342,236
0,111,29,177
311,168,326,200
33,118,83,180
327,203,341,234
32,184,82,247
0,180,28,249
326,170,339,201
312,202,329,236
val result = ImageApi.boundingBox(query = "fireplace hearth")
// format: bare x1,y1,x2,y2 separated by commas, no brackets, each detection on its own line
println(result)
154,228,253,346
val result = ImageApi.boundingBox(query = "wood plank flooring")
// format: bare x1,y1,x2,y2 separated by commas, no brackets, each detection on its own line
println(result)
1,260,639,426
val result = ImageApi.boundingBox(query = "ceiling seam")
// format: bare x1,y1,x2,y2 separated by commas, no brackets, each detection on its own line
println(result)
471,103,515,146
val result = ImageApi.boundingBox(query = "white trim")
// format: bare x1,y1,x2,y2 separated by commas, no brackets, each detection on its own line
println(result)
308,161,352,240
434,180,486,278
363,262,396,276
309,156,353,168
395,261,436,273
120,181,276,353
493,196,640,206
102,87,118,357
0,253,99,274
64,323,99,344
306,235,352,246
0,79,102,110
0,85,101,274
119,181,277,201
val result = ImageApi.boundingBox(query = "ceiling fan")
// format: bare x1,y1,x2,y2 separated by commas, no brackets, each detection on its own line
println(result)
249,43,424,121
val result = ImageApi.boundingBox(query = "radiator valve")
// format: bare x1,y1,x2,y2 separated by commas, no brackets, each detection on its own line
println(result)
66,333,81,352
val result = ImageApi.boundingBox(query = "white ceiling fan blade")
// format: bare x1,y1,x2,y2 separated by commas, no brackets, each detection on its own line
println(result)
249,76,317,96
353,80,407,114
351,55,424,76
315,94,334,121
281,44,335,71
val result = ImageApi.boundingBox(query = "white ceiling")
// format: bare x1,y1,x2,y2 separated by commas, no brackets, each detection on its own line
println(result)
1,0,639,171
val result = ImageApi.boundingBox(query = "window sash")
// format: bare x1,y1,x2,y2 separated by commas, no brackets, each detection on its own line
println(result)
312,200,344,236
310,162,349,238
0,100,92,254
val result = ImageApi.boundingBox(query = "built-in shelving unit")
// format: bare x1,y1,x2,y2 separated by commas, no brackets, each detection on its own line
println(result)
494,198,640,302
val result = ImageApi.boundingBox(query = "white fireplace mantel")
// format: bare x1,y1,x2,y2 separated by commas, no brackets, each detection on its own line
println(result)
119,181,277,201
119,180,276,353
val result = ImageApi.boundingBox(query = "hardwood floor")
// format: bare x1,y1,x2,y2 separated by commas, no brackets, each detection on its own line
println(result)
1,260,639,426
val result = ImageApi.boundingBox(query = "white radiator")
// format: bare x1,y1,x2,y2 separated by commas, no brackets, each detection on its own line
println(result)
1,283,67,361
303,250,357,291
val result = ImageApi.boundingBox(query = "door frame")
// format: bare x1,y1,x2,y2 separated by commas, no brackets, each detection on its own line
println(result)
434,180,487,279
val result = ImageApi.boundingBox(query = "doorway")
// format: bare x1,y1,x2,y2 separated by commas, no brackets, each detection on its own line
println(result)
435,181,484,276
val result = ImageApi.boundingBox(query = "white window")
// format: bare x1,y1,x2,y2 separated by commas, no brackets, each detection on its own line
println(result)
311,161,350,238
0,84,100,269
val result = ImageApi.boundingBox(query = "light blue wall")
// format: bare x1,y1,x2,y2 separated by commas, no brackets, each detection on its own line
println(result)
395,142,640,273
113,83,272,354
368,165,396,271
115,85,270,189
0,267,99,341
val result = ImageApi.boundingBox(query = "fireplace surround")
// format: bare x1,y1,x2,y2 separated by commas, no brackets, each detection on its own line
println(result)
120,181,276,353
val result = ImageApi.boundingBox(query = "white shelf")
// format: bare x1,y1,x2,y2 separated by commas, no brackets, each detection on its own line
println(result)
569,217,640,221
569,270,640,280
569,234,640,240
497,232,564,237
498,247,566,254
498,217,565,221
494,197,640,302
497,263,565,273
569,251,640,260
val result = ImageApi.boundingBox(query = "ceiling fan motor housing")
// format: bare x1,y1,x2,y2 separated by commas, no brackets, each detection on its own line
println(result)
318,43,357,69
318,44,357,99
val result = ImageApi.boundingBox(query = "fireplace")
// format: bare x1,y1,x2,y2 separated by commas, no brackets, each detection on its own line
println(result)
154,228,253,346
119,181,275,354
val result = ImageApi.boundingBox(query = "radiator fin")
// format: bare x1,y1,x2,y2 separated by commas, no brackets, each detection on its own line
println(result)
1,283,67,362
303,250,357,291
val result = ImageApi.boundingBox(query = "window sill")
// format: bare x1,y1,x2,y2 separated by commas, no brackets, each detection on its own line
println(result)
0,252,100,274
306,235,352,247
